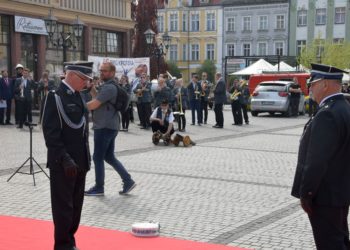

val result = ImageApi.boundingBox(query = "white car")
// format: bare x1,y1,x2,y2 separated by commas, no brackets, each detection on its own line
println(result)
250,81,305,117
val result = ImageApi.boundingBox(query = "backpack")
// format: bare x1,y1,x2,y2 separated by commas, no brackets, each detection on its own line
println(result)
110,80,130,113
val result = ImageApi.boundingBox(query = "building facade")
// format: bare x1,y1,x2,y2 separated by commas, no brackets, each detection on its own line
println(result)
289,0,350,57
222,0,289,73
0,0,134,79
157,0,222,83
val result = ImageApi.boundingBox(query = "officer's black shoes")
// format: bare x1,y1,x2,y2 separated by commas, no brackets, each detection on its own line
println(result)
84,186,104,196
119,180,136,195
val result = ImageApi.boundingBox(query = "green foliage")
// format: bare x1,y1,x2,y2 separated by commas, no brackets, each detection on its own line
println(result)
196,60,217,83
166,61,182,78
298,40,350,70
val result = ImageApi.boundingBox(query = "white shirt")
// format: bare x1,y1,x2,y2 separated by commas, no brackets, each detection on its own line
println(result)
150,107,174,123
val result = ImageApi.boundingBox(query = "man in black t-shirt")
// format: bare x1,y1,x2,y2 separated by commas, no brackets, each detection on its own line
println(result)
289,82,301,116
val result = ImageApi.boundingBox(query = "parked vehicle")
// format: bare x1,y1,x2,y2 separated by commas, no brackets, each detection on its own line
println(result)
248,72,310,95
250,81,305,117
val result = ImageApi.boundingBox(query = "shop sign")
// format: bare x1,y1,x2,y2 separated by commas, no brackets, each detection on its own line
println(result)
15,16,48,35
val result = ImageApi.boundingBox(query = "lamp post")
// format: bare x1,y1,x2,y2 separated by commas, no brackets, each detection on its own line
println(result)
44,9,84,64
144,28,172,77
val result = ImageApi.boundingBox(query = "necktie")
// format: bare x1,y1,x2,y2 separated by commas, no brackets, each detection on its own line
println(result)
5,78,8,86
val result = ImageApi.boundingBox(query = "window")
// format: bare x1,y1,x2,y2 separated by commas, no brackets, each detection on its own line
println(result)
276,15,285,29
0,15,10,70
206,44,214,60
206,12,215,31
227,44,235,56
316,9,326,25
169,45,178,61
297,10,307,26
243,43,250,56
182,13,188,31
259,16,268,30
92,29,122,57
275,42,284,55
157,15,164,33
257,42,267,56
335,7,345,24
296,40,306,55
227,17,235,32
191,13,200,31
296,40,306,56
182,44,187,60
170,13,178,32
191,44,199,61
243,16,251,31
333,38,344,44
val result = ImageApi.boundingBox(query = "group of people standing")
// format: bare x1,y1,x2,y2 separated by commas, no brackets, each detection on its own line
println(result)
0,64,56,128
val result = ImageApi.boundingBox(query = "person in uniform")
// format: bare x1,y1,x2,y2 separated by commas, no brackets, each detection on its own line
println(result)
14,68,36,128
229,79,243,125
200,72,210,124
172,78,188,132
289,78,302,116
291,63,350,250
42,63,92,250
239,80,250,124
187,74,202,126
213,72,226,128
133,72,152,129
150,99,175,137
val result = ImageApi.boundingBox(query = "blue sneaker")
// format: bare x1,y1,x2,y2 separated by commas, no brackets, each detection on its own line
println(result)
119,180,136,195
85,186,104,196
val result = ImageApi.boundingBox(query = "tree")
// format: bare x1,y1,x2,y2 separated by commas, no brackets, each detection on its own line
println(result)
166,61,182,79
196,60,217,83
298,40,350,70
132,0,168,79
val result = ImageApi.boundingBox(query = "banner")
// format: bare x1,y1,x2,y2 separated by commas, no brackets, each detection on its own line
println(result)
88,56,150,84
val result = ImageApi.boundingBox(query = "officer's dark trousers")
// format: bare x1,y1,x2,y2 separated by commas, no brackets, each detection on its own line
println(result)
290,97,300,116
139,102,151,128
17,99,32,126
308,205,350,250
151,121,174,135
231,101,242,125
50,168,86,250
214,103,224,127
201,100,208,123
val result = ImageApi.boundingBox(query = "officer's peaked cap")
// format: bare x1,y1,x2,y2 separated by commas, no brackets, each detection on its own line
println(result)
309,63,348,84
64,61,93,80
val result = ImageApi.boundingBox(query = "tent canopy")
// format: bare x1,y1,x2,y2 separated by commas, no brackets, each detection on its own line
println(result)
230,59,274,75
271,61,295,71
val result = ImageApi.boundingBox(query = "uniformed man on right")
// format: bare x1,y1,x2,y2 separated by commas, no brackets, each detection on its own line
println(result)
291,63,350,249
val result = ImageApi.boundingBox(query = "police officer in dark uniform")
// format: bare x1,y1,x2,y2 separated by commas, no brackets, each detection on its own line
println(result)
292,63,350,250
42,63,92,250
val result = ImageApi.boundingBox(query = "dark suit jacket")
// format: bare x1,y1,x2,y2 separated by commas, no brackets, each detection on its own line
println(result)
14,77,36,101
214,78,226,104
42,82,91,172
292,94,350,206
187,81,202,101
0,77,14,100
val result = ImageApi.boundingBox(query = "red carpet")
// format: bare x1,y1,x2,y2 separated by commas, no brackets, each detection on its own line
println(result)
0,215,248,250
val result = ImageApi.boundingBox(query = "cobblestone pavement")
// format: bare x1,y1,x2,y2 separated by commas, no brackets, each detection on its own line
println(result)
0,108,317,249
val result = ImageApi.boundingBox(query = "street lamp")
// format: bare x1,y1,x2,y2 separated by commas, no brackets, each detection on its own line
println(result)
44,9,84,64
144,28,172,77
